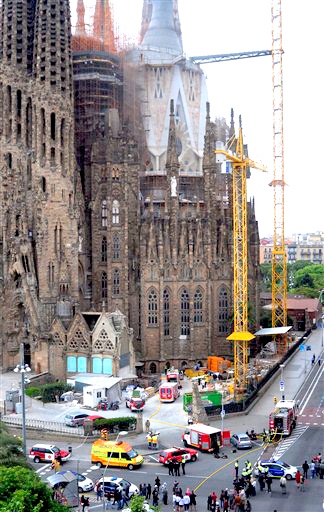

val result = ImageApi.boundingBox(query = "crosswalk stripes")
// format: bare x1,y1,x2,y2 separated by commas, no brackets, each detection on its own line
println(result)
271,425,308,460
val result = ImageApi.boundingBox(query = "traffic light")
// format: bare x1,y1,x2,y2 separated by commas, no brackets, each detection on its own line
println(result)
273,396,278,405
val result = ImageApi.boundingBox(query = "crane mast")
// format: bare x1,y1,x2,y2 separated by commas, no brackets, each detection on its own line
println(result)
216,123,267,393
270,0,287,350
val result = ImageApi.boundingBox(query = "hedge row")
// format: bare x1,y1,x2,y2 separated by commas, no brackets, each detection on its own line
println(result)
25,382,73,402
91,416,137,432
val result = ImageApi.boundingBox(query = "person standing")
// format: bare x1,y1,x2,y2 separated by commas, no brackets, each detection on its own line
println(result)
296,469,301,490
155,476,161,491
183,493,190,511
189,490,197,511
318,356,321,366
300,474,305,492
152,488,159,507
174,458,181,477
146,483,152,500
302,460,309,479
234,460,239,479
310,460,316,478
96,482,103,501
266,475,272,493
207,494,212,511
145,419,151,432
181,455,186,475
280,475,287,494
168,458,174,476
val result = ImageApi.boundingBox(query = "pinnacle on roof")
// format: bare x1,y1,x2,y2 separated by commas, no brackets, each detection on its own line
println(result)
76,0,86,35
141,0,183,55
93,0,116,53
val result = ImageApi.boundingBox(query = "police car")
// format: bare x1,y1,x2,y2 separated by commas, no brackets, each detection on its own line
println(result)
258,460,298,479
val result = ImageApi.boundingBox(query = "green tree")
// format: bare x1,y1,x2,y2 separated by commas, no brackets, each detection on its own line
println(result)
0,422,27,468
0,466,66,512
296,272,314,288
259,263,272,291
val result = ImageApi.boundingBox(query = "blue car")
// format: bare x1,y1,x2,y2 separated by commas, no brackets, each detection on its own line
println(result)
258,460,298,479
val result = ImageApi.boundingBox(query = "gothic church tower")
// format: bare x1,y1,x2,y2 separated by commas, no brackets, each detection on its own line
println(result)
0,0,80,371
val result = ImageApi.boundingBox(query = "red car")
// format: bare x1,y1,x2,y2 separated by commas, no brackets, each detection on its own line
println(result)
159,446,198,465
87,415,105,422
29,444,71,463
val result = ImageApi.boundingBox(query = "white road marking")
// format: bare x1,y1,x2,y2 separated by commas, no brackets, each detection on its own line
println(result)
149,456,159,462
299,365,324,414
35,466,47,474
272,426,308,460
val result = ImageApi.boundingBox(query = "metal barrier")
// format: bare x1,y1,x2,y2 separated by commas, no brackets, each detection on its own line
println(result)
206,330,310,417
2,415,84,436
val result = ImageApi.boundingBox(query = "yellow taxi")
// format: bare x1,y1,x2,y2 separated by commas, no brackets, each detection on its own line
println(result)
91,438,143,471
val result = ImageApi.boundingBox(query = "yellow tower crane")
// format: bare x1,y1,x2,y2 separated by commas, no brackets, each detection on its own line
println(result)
270,0,287,353
216,122,266,393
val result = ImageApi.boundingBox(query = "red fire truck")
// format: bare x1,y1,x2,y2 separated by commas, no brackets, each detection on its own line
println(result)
269,399,298,436
182,423,222,451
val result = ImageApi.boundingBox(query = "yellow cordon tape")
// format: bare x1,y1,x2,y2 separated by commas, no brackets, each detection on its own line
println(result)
194,446,262,493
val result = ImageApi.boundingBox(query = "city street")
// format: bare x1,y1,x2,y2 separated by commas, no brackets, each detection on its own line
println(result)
23,328,324,510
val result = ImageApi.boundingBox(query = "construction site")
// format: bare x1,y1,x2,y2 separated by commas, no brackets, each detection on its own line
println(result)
0,0,305,408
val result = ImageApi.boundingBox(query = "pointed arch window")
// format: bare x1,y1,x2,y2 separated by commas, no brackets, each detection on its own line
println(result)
101,272,107,299
148,289,158,325
101,200,107,227
163,289,170,336
112,234,120,260
194,289,203,323
154,68,163,99
113,269,120,296
101,236,107,262
112,200,120,224
218,286,229,333
180,289,190,336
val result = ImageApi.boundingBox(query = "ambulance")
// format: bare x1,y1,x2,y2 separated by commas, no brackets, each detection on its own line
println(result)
159,382,179,402
91,438,144,470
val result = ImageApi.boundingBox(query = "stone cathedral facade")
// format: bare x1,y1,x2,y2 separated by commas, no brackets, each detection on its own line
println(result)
0,0,260,379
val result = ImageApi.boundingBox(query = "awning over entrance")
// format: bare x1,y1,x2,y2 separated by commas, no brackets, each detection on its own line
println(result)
254,326,292,336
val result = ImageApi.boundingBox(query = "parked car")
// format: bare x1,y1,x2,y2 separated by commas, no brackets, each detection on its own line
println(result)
94,476,139,498
29,444,71,463
64,411,89,427
258,459,298,479
230,433,253,449
159,447,198,465
87,415,105,422
56,471,94,492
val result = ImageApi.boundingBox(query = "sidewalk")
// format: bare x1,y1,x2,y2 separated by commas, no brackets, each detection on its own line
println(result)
218,327,324,434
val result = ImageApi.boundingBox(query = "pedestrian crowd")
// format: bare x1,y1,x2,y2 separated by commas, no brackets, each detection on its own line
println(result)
79,452,323,510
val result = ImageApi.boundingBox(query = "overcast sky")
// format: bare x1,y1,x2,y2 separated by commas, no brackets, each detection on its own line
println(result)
71,0,324,238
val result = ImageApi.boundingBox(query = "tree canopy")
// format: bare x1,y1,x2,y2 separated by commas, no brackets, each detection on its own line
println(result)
0,466,67,512
260,261,324,298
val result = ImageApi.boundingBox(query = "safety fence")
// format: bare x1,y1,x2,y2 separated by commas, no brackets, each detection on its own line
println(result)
2,415,84,436
2,415,138,437
206,329,311,417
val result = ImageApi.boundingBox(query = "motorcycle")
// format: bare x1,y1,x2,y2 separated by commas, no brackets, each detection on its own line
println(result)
108,401,120,410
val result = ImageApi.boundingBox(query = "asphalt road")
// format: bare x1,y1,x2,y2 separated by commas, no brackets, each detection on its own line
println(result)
24,336,324,510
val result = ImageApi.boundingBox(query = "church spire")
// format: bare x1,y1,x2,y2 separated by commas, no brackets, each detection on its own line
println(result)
93,0,116,53
76,0,86,35
141,0,183,55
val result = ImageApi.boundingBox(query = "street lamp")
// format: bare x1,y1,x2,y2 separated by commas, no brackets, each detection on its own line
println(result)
322,314,324,349
279,364,285,401
13,343,31,457
102,430,128,511
220,390,225,442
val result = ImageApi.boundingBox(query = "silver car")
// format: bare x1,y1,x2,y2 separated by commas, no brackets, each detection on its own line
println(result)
230,433,252,449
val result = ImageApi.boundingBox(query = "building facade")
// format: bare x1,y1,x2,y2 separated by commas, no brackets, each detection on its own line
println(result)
0,0,260,378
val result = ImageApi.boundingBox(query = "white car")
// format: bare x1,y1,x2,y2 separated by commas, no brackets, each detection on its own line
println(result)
95,476,139,498
56,471,94,492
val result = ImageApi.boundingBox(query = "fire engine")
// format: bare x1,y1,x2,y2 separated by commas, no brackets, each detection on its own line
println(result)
269,399,298,436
